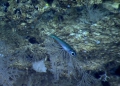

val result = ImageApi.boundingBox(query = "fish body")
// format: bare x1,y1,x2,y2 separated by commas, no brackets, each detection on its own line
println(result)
50,34,76,56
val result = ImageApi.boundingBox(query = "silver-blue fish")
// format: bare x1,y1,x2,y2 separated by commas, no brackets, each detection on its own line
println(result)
50,34,76,56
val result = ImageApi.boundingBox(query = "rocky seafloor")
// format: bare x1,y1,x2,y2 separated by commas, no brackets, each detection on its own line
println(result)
0,0,120,86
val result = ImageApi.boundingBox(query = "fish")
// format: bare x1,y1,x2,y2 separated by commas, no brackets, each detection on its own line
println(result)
49,34,76,57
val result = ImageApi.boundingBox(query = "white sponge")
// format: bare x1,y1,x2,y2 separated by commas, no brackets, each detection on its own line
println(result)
32,60,47,73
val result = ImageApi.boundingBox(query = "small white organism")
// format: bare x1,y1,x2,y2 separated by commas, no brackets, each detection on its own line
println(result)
32,60,47,73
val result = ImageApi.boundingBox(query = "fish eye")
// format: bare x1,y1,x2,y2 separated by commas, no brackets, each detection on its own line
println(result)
71,52,76,56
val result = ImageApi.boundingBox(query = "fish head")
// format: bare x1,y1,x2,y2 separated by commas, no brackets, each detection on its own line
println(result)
69,49,77,57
